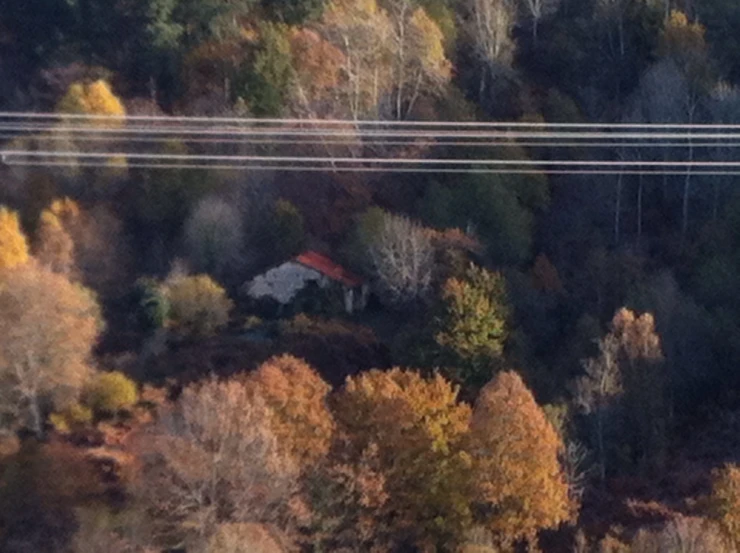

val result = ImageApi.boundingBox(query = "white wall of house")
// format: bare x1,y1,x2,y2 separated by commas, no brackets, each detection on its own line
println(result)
246,261,330,304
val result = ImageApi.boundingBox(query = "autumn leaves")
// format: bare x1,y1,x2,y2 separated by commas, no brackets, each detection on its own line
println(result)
133,359,574,552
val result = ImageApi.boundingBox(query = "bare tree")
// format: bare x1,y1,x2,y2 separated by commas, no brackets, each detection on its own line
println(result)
516,0,559,44
133,377,299,551
0,265,101,435
629,60,698,238
708,83,740,220
184,196,244,278
206,523,286,553
574,333,622,485
320,0,394,120
463,0,516,99
365,211,434,305
631,516,731,553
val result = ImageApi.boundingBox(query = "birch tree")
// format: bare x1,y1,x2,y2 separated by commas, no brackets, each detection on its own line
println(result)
574,331,622,485
0,265,102,435
517,0,559,44
384,0,451,118
463,0,516,99
320,0,394,119
362,210,435,305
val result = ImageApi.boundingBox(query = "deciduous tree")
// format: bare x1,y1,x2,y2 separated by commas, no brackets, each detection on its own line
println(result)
0,265,102,435
184,196,244,278
434,264,509,387
0,206,30,271
320,0,395,118
463,0,516,99
333,368,474,550
57,80,126,119
710,464,740,550
34,210,75,276
360,209,434,305
206,522,286,553
163,274,233,337
133,377,299,549
470,371,572,549
248,355,334,466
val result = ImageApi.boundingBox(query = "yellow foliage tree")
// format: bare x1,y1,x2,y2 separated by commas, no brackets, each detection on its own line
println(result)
249,355,334,466
57,80,126,119
48,197,82,227
34,210,75,276
163,274,233,337
85,371,139,416
333,368,474,550
0,206,30,271
470,371,572,549
710,464,740,549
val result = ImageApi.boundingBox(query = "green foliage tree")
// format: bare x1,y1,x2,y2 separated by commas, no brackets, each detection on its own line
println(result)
420,170,548,265
268,199,306,262
434,264,509,387
132,278,170,334
262,0,326,24
237,23,294,116
163,274,233,338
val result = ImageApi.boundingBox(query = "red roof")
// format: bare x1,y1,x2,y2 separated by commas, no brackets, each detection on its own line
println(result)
295,251,362,287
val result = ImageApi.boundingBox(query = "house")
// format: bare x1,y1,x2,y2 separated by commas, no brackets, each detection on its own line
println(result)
245,251,368,314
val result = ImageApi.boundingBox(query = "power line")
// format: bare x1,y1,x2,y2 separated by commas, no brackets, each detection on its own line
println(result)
4,132,740,149
3,111,740,129
8,158,740,176
6,149,740,167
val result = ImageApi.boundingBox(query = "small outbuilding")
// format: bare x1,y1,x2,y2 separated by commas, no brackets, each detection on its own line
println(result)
245,251,368,314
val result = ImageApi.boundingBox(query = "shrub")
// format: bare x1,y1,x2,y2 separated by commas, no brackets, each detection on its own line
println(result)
164,274,233,337
131,278,170,333
49,402,94,433
85,372,139,416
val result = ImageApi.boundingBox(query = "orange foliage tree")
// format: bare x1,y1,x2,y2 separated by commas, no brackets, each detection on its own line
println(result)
303,441,389,552
470,371,572,549
289,28,345,115
0,206,30,271
710,463,740,549
332,368,474,550
248,355,335,466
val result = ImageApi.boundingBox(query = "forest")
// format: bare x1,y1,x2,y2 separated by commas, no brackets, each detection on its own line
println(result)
4,0,740,551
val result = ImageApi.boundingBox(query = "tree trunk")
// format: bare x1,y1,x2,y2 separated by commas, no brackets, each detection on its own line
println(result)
597,407,606,486
637,171,644,243
28,395,43,437
614,171,623,245
682,118,694,239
